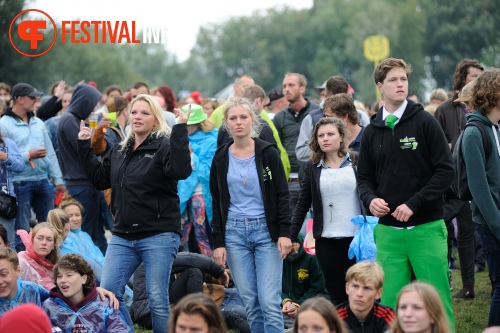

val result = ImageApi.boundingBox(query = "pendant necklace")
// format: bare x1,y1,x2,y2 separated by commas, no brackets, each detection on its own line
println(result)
327,166,340,223
236,158,251,185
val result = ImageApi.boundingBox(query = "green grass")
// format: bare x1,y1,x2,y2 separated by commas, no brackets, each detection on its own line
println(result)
452,267,491,333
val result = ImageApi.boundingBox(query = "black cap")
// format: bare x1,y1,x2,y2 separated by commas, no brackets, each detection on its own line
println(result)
11,83,43,100
265,87,284,106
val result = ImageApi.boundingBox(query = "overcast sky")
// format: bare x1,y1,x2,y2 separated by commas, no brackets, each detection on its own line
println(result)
32,0,313,61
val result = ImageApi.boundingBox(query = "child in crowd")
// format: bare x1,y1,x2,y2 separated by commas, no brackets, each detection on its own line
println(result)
293,296,348,333
337,261,395,333
43,253,130,332
391,282,450,333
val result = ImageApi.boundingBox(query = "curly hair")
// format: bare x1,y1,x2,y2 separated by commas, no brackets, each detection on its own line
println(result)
470,68,500,115
374,58,412,84
53,254,95,296
222,96,262,138
391,282,450,333
323,93,359,125
309,117,349,164
453,59,484,92
168,293,227,333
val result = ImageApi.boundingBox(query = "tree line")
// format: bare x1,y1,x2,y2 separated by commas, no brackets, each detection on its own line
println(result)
1,0,499,103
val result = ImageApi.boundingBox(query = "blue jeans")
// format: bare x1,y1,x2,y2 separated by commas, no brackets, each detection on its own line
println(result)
14,179,54,251
225,217,283,333
475,223,500,326
221,287,247,320
101,232,180,333
67,185,107,254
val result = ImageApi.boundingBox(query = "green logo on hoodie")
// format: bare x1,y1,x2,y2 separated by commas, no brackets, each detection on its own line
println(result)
400,136,418,150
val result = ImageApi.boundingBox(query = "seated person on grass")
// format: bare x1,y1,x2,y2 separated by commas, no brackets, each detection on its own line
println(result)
337,261,395,333
0,248,117,315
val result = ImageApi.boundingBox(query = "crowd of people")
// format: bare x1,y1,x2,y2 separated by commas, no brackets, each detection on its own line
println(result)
0,56,498,333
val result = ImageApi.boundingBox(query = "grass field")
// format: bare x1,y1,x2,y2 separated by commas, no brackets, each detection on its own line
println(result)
134,263,492,333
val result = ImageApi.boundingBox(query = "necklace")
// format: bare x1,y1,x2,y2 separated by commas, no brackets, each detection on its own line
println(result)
327,168,340,223
236,158,251,184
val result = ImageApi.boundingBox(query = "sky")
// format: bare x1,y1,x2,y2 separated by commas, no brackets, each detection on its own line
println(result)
31,0,313,61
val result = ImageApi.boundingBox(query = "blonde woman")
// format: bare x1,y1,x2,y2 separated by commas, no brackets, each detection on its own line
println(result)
392,282,450,333
211,96,291,333
77,94,191,333
17,222,61,290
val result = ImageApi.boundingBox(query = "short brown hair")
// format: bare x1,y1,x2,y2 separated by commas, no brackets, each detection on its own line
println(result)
470,68,500,115
284,73,307,87
242,85,266,104
326,76,349,96
323,93,359,125
0,82,11,93
53,254,95,296
0,248,19,270
453,59,484,91
374,58,412,84
309,117,349,164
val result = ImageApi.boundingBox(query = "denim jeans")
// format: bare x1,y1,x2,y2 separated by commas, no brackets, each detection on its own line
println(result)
225,217,283,333
67,185,107,254
221,287,247,320
14,179,54,251
474,223,500,326
101,232,180,333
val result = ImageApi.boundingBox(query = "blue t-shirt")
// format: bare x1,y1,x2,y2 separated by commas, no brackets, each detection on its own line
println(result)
227,149,265,218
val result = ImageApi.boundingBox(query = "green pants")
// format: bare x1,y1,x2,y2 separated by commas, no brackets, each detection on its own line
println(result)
374,220,455,331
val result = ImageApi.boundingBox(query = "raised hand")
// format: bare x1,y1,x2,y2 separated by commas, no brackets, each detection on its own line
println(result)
78,120,92,140
173,105,191,124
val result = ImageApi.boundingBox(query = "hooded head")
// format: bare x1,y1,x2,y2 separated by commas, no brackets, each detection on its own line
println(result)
66,84,102,120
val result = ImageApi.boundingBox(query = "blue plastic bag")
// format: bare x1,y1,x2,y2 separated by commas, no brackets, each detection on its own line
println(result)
348,215,379,262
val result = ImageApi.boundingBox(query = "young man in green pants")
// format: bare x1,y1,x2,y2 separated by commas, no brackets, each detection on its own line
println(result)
357,58,455,330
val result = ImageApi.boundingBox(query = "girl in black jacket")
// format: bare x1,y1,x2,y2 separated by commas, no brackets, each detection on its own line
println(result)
210,96,291,333
77,94,191,333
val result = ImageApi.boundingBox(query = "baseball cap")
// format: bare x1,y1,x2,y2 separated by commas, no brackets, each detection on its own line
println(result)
265,87,284,106
454,79,476,103
11,83,43,99
314,80,327,95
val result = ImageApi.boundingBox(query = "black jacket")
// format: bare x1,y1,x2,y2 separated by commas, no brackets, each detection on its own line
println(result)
210,138,290,248
357,99,454,228
290,158,355,242
77,124,191,239
337,302,394,333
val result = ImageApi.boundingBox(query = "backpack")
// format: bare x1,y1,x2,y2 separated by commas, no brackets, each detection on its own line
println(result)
451,120,492,200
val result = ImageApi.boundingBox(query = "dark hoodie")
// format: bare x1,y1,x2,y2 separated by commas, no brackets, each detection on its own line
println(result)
281,233,328,305
357,99,454,228
57,84,101,185
462,111,500,241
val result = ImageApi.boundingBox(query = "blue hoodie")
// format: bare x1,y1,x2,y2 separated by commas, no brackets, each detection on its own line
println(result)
57,84,101,185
